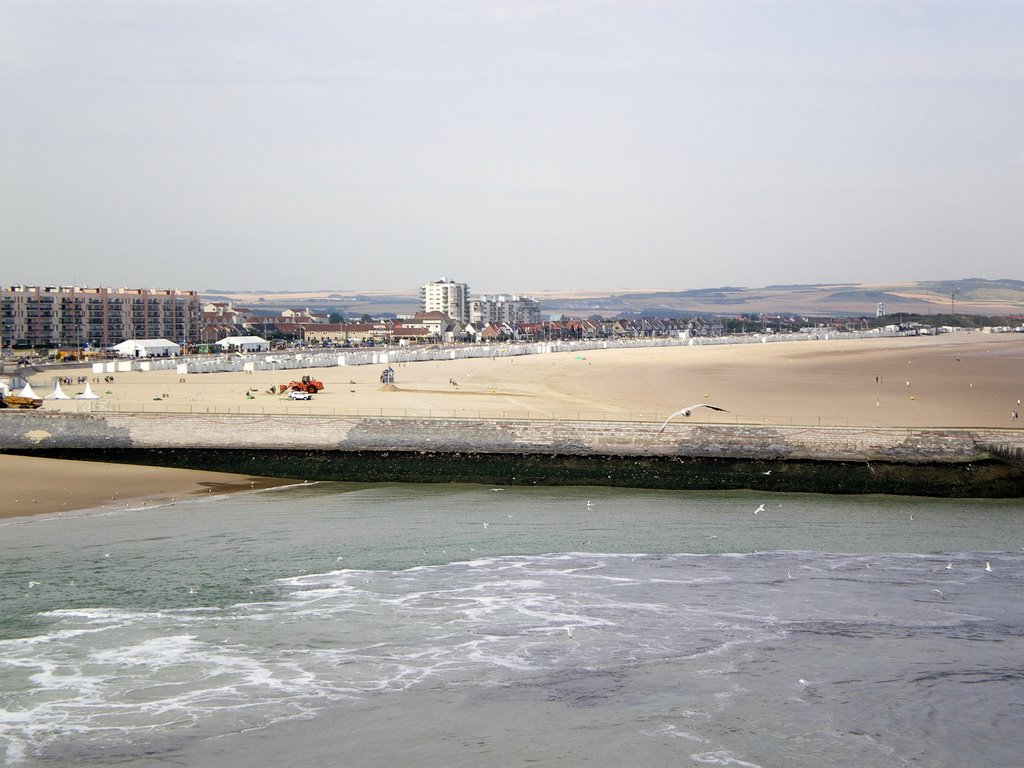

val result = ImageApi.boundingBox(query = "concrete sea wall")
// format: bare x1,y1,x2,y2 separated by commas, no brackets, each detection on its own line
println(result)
3,411,1023,497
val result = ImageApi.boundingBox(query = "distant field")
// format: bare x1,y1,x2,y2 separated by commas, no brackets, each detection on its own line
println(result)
204,279,1024,318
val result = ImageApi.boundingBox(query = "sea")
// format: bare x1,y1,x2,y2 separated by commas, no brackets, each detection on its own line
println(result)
1,482,1022,768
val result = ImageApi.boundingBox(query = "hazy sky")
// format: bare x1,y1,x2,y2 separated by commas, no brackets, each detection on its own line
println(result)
2,1,1022,294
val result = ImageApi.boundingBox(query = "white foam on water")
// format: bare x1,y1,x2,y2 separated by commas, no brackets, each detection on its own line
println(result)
691,750,765,768
8,549,1011,764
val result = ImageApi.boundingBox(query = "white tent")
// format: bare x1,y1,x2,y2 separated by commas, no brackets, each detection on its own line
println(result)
112,339,182,358
76,381,100,400
45,382,71,400
214,336,270,353
19,382,41,399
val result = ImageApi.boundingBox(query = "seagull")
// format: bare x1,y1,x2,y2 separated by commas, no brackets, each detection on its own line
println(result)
564,626,574,639
586,500,594,509
945,562,952,570
761,470,772,475
754,504,765,515
985,561,992,572
932,589,945,600
658,404,729,432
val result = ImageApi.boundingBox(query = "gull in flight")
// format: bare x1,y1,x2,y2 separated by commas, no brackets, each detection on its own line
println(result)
754,504,765,515
658,404,729,432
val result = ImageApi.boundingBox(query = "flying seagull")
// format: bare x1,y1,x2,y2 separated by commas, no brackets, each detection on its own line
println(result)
658,404,729,432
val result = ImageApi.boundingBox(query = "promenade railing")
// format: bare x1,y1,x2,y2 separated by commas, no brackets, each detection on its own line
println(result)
41,399,875,428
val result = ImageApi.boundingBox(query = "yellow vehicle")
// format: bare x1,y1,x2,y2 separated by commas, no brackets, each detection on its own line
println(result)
0,394,43,409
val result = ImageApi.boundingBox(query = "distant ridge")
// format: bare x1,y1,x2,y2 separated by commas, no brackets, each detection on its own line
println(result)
201,278,1024,318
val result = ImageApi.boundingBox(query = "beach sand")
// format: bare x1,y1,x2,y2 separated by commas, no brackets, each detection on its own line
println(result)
28,331,1024,427
5,331,1023,517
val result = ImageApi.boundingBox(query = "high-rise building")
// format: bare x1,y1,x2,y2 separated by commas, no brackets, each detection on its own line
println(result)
469,294,542,325
1,285,203,349
419,278,470,323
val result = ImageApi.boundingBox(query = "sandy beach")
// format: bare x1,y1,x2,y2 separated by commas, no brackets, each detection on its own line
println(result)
4,332,1023,517
25,331,1024,427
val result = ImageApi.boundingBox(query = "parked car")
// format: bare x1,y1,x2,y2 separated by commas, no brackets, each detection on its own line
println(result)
287,389,313,400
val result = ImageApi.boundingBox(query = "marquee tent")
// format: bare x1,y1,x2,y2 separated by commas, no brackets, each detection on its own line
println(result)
76,382,100,399
112,339,181,358
214,336,270,353
44,382,71,400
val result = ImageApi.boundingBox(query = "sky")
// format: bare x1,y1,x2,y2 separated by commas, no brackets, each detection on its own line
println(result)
2,0,1022,294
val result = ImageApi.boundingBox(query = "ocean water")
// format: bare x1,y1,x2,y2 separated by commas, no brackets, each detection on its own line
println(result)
1,483,1022,768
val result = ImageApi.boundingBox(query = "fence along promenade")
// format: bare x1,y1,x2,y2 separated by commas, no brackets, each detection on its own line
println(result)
47,398,865,428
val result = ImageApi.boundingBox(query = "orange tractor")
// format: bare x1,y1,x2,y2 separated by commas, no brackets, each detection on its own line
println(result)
278,375,325,395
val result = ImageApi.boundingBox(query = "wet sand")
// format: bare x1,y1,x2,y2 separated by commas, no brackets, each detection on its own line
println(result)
0,455,295,521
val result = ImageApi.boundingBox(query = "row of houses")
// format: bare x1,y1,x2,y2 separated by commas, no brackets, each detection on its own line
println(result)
202,313,724,347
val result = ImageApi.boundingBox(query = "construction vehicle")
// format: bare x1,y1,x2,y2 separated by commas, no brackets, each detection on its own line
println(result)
278,375,325,395
0,393,43,409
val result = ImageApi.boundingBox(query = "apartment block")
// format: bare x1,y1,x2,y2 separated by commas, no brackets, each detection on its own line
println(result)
1,285,203,349
419,278,470,323
469,294,541,325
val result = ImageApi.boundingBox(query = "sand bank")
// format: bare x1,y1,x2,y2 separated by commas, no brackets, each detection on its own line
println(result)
0,454,293,521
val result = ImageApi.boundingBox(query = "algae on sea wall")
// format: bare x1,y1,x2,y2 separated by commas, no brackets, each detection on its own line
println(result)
11,448,1024,498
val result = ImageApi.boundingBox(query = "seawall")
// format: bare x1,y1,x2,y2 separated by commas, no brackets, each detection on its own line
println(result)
3,411,1023,497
